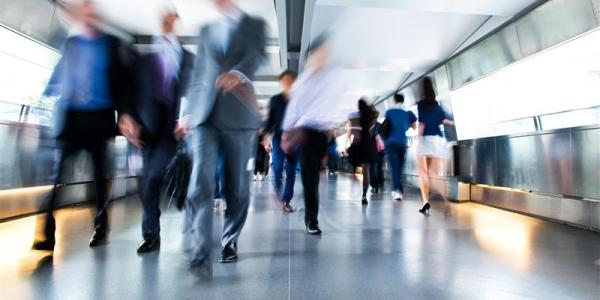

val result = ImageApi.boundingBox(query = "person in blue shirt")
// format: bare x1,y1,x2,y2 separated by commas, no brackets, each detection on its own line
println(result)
32,0,135,251
383,93,417,201
416,77,454,215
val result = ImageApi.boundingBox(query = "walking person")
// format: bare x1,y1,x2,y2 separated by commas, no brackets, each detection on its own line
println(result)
120,8,194,253
416,78,454,214
281,34,346,235
32,0,135,251
327,138,339,175
32,1,133,251
263,70,298,213
369,121,385,194
347,99,379,205
382,93,416,201
175,0,266,270
254,130,269,181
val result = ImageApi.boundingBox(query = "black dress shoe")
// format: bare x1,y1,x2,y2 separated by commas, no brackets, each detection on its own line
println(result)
89,230,108,247
306,225,322,235
32,239,55,251
137,237,160,253
219,243,238,263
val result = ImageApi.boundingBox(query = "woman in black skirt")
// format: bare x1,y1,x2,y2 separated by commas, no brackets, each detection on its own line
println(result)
347,99,379,205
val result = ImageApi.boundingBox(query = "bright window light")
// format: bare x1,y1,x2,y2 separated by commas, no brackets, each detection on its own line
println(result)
450,28,600,140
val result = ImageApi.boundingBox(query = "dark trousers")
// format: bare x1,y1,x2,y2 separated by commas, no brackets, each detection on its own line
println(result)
37,137,110,241
386,143,407,193
370,151,385,189
140,134,176,240
300,129,328,227
327,146,339,173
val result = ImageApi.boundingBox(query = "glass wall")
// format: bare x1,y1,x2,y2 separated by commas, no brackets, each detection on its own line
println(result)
394,0,600,141
0,26,60,126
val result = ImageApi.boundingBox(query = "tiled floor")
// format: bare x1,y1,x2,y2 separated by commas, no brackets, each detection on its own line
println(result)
0,174,599,299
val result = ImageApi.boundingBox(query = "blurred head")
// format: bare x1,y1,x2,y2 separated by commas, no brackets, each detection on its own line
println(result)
307,33,330,70
393,93,404,104
358,98,370,115
74,0,102,35
420,77,438,107
212,0,238,15
279,70,297,94
161,9,179,35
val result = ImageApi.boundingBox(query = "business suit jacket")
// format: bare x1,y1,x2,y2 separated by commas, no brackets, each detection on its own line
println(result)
133,48,194,144
180,14,266,130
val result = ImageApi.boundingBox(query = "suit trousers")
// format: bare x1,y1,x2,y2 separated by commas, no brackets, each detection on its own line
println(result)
140,133,176,240
37,137,110,241
300,129,328,228
183,126,254,262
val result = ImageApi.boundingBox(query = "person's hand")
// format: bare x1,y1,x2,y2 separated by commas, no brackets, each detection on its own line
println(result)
118,113,144,148
216,72,243,92
174,115,190,141
262,133,272,150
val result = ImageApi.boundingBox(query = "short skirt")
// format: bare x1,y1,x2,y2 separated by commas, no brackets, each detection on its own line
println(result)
417,135,449,159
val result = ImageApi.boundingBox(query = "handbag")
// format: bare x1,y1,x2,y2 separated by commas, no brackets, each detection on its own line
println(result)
163,142,192,211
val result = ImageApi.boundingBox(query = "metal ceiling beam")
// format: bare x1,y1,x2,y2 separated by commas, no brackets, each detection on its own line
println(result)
275,0,288,69
298,0,316,72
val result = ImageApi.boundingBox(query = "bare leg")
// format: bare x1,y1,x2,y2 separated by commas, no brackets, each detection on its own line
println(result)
417,156,430,205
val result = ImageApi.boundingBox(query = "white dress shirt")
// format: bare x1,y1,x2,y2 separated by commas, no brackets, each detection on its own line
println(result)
153,34,182,78
282,66,348,131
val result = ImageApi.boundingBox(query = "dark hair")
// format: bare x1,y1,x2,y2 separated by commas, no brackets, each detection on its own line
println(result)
278,70,297,81
420,77,438,107
358,98,371,115
393,93,404,104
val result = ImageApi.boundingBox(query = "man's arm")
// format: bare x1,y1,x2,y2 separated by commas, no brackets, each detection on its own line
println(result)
179,26,209,120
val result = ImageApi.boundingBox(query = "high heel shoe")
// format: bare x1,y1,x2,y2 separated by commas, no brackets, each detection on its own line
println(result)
361,196,368,205
419,202,431,214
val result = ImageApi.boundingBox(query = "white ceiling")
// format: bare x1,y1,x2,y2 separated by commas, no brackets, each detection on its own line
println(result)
307,0,540,105
62,0,541,110
89,0,279,38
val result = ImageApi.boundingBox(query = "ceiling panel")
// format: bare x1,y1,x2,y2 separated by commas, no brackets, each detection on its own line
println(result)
316,0,540,17
87,0,279,38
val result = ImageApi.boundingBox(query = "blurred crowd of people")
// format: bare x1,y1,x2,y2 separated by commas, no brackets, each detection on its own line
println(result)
31,0,454,278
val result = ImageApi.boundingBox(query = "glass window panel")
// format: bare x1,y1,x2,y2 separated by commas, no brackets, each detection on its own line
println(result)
451,27,600,140
516,0,597,57
541,106,600,130
0,27,60,125
447,24,521,89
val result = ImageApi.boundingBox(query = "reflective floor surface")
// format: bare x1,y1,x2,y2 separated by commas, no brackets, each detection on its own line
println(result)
0,175,599,300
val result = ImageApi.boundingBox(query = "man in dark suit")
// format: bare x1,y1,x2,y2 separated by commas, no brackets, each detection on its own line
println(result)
32,0,135,251
119,8,194,253
175,0,266,269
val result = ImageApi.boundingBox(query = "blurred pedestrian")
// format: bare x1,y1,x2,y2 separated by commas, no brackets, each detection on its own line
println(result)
382,93,416,201
369,121,385,194
281,34,346,235
347,99,379,205
254,130,269,181
120,7,194,254
32,0,136,251
327,138,339,175
416,77,454,214
263,70,298,213
175,0,266,270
